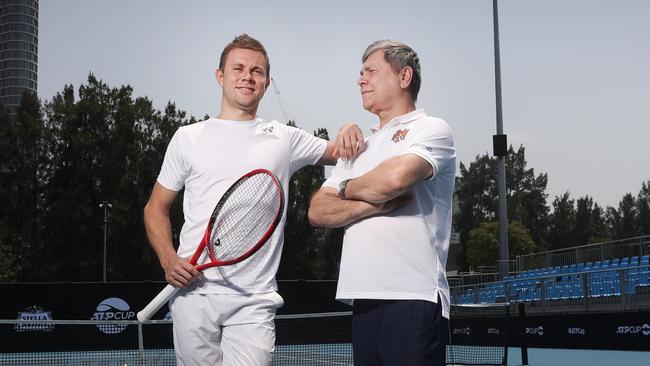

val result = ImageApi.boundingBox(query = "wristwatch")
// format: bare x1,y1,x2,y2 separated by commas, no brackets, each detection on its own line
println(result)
337,179,350,199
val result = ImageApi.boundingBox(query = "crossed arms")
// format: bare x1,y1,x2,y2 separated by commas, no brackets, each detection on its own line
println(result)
308,153,433,228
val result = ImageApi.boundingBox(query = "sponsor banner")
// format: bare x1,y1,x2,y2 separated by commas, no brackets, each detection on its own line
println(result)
0,282,648,352
525,325,545,336
567,327,586,336
0,282,172,352
0,281,342,352
450,317,509,348
91,297,136,334
615,323,650,336
15,305,54,332
517,312,650,350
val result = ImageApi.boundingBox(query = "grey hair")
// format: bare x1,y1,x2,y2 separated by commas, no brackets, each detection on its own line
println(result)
362,40,421,101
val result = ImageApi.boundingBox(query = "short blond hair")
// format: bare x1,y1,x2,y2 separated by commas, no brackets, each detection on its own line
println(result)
218,34,270,76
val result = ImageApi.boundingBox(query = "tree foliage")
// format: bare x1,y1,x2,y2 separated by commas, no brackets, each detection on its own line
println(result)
466,221,535,269
279,124,344,280
454,146,548,269
0,76,190,281
455,144,649,271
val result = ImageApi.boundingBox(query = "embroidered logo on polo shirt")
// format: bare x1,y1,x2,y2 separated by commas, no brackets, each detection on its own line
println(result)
411,143,434,152
392,128,409,143
255,124,278,136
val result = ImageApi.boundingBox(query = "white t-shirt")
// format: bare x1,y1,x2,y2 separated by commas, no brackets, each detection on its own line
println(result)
323,109,456,318
158,117,327,294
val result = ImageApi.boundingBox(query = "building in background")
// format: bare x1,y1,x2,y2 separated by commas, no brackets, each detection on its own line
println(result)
0,0,38,115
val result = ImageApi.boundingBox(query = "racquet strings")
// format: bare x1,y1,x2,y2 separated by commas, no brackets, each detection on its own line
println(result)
210,173,280,261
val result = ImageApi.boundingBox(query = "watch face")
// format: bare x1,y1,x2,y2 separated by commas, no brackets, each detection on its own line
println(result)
338,179,348,198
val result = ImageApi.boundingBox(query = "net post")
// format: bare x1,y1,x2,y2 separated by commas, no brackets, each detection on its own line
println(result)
138,322,146,366
518,302,528,365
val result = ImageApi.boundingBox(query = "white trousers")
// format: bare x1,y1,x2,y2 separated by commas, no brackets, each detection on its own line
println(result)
169,291,284,366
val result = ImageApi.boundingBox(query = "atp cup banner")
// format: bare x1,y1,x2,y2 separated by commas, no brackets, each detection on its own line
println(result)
1,282,649,352
0,282,173,352
518,311,650,351
0,281,344,352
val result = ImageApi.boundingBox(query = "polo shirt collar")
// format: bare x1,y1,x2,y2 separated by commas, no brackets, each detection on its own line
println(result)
370,109,426,134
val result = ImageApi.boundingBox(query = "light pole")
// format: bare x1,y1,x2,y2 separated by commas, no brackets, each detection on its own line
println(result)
99,201,112,282
492,0,509,279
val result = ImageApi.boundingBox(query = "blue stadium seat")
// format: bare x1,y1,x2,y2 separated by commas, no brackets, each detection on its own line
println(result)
573,279,584,298
620,257,634,294
569,264,577,273
561,281,572,299
639,268,650,287
620,257,630,267
613,279,621,296
589,274,602,297
561,265,569,273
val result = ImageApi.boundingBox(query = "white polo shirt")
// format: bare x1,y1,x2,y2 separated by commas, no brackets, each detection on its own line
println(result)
157,117,326,295
323,109,456,318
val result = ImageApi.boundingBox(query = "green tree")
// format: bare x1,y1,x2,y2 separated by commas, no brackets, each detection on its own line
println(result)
573,195,605,245
454,154,496,270
32,75,192,281
454,146,548,270
466,221,535,269
548,192,576,249
279,124,344,279
0,92,48,279
0,221,19,281
607,193,638,239
505,146,549,250
635,181,650,235
590,203,609,242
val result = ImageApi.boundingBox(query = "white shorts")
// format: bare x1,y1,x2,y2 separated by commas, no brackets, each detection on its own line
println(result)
169,290,284,366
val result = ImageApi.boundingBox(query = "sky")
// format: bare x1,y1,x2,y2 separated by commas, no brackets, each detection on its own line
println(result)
37,0,650,209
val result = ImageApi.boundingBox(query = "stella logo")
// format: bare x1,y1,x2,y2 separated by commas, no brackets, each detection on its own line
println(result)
392,128,409,143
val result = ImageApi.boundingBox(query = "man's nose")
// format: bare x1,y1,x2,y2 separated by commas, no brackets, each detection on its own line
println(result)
242,70,253,81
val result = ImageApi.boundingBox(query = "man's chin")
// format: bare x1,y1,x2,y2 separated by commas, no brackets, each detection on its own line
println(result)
236,98,263,110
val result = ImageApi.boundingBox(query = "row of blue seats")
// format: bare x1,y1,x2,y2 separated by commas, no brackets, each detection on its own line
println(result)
454,255,650,304
507,255,650,280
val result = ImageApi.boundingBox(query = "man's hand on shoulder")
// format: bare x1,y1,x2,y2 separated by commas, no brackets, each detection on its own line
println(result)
335,123,366,161
319,123,366,165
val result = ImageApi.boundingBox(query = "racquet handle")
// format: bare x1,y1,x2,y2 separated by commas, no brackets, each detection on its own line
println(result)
137,284,179,322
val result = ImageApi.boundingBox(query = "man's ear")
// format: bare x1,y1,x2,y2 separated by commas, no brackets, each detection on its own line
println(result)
400,66,413,89
215,69,224,87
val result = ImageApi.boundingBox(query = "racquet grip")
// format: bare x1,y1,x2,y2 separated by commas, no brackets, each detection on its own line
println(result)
137,284,179,322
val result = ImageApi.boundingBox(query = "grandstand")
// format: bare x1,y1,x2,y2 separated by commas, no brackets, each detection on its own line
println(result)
450,235,650,313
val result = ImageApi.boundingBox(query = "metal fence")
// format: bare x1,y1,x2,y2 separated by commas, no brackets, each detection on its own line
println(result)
450,263,650,314
516,235,650,273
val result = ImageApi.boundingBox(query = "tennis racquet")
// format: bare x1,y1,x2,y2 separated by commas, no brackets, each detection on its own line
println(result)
137,168,284,322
